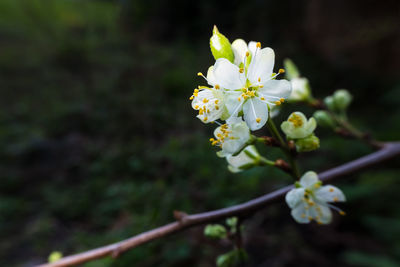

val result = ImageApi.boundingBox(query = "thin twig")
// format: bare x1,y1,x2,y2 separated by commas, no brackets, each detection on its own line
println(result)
37,142,400,267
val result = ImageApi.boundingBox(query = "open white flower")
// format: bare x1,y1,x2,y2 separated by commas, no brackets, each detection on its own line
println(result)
211,42,292,131
190,67,225,123
285,171,346,224
210,117,251,157
281,112,316,139
289,77,311,101
226,145,260,173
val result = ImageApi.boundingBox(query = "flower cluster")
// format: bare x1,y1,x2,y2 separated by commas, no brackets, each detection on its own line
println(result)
190,26,292,157
286,171,346,224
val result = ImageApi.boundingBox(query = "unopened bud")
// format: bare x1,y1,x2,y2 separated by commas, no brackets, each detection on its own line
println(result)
295,134,320,152
313,110,336,128
333,89,352,111
210,25,234,63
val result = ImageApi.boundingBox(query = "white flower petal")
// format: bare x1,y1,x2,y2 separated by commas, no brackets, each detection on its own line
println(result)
311,204,332,224
285,188,305,209
299,171,319,189
242,98,269,131
248,41,258,57
224,92,244,117
259,79,292,102
247,47,275,84
206,66,217,86
315,185,346,203
232,39,248,66
213,58,245,90
291,202,311,224
305,117,317,133
226,145,258,170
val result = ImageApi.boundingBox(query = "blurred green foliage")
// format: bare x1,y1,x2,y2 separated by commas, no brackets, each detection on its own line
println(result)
0,0,399,266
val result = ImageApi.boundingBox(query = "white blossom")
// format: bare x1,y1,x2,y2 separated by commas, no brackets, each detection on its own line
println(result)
226,145,260,173
288,77,311,101
210,117,251,157
281,112,316,139
285,171,346,224
210,42,291,131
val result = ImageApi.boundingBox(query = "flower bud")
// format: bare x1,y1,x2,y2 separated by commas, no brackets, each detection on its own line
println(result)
283,58,300,80
204,224,227,239
210,25,234,63
295,134,320,152
288,77,312,102
333,89,352,111
313,110,336,128
324,96,336,111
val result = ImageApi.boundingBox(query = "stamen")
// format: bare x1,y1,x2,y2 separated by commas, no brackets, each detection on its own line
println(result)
239,68,244,73
278,68,285,74
275,101,281,105
215,84,220,89
256,42,261,48
245,51,250,57
256,118,261,123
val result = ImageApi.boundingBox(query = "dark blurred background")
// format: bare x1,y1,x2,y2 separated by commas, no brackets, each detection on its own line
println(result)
0,0,399,266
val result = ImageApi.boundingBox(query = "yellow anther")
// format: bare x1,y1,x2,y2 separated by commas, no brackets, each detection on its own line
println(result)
215,100,219,104
308,201,314,206
199,110,204,115
197,72,203,76
238,97,241,101
203,117,208,122
314,183,321,188
339,211,346,216
239,68,244,73
194,89,199,93
203,98,209,103
245,51,250,57
329,188,334,192
301,213,306,218
217,133,222,137
215,106,219,110
308,216,313,221
209,138,215,142
280,98,285,103
259,85,264,88
288,113,303,127
194,105,199,109
242,88,247,92
256,118,261,123
256,42,261,48
258,77,261,82
333,197,339,202
275,101,281,105
260,97,265,100
215,84,220,89
278,68,285,74
189,96,194,100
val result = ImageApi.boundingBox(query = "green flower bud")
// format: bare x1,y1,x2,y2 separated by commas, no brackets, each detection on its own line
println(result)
283,58,300,80
295,134,320,152
217,249,248,267
204,224,227,239
313,110,336,128
48,251,63,263
333,89,352,111
324,96,336,111
210,25,234,63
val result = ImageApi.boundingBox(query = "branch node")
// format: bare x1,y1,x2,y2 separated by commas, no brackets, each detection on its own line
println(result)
111,246,122,259
173,210,188,222
259,136,280,147
274,159,292,174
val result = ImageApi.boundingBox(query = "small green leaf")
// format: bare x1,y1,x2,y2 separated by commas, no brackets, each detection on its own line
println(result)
48,251,63,263
204,224,227,239
217,249,248,267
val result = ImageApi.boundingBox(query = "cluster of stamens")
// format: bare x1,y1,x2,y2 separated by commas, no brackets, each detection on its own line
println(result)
300,185,345,224
288,113,304,127
190,86,221,122
209,124,234,147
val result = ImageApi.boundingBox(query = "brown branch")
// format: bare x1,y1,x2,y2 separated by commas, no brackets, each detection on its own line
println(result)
37,142,400,267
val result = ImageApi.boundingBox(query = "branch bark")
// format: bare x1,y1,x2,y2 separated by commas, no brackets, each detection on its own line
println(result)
38,142,400,267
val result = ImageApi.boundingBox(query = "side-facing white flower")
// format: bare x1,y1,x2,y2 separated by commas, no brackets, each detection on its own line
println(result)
211,42,292,131
281,112,316,139
285,171,346,224
210,117,251,157
226,145,260,173
289,77,311,101
190,67,225,123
